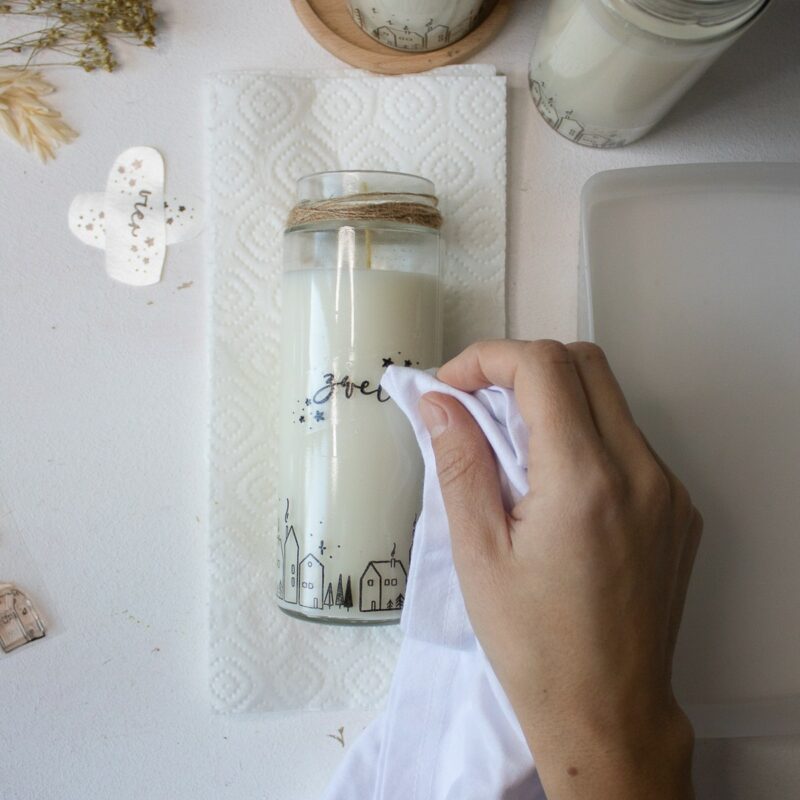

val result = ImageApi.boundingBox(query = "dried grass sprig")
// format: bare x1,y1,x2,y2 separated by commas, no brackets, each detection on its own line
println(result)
0,1,158,72
0,67,77,160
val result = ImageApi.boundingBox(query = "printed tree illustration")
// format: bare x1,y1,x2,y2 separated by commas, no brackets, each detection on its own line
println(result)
323,582,334,609
335,574,345,608
276,530,285,598
396,593,404,610
343,576,353,612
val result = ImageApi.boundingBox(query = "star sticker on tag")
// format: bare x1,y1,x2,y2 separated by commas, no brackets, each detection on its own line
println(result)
68,146,204,287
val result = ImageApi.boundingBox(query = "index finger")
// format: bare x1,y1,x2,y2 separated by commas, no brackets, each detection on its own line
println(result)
437,340,602,463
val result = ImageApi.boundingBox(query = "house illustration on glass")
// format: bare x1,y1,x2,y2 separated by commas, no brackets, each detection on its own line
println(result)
425,25,450,48
359,557,407,612
556,116,584,142
299,553,324,609
374,25,425,50
282,526,299,604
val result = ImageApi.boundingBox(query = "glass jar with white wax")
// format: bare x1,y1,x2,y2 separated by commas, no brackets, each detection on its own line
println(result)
529,0,770,148
277,171,442,624
346,0,495,51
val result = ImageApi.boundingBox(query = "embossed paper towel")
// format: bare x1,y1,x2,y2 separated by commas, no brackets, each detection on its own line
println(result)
206,67,506,712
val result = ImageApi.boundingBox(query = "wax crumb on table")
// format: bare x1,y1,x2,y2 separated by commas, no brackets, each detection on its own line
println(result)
112,608,150,628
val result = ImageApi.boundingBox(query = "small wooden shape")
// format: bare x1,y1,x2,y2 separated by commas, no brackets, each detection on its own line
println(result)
291,0,513,75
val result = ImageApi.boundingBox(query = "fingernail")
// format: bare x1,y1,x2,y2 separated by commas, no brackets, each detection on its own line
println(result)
419,395,449,439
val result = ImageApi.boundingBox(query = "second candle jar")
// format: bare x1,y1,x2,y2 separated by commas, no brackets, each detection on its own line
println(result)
277,171,442,624
529,0,770,148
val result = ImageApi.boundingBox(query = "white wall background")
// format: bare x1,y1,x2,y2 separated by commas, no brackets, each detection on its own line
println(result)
1,1,799,797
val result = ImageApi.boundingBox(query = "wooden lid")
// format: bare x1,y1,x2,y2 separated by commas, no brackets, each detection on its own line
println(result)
291,0,513,75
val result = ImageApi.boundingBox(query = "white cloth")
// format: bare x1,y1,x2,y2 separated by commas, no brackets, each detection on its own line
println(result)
205,67,507,713
323,367,545,800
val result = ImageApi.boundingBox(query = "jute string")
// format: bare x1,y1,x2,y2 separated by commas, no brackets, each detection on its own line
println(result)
286,192,443,230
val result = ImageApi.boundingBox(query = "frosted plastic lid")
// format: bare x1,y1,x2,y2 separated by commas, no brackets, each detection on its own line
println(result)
580,163,800,739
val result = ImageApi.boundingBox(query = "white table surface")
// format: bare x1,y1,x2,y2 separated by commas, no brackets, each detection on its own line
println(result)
2,1,799,798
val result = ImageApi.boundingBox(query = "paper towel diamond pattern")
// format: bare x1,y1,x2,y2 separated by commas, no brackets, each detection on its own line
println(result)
312,79,373,137
382,79,438,136
206,67,506,712
239,79,298,133
340,131,403,175
420,139,476,203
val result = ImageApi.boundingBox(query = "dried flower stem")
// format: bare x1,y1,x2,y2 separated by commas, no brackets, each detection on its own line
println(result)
0,1,158,72
0,67,77,161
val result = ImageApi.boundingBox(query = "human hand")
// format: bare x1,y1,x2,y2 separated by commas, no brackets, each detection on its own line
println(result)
419,340,701,799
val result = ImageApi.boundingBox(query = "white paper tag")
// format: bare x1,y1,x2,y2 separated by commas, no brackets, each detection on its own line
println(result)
69,192,204,249
68,146,204,286
102,146,166,286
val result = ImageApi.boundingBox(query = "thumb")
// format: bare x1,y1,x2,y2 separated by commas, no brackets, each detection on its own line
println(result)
419,392,509,566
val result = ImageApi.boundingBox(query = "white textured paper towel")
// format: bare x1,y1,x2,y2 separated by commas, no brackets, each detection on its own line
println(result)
205,67,506,712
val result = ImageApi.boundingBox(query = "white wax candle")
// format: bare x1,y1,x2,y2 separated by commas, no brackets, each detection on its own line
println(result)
530,0,760,146
348,0,487,51
277,267,440,623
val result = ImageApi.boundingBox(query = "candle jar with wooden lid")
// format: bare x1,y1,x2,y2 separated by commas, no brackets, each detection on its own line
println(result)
277,171,442,624
347,0,496,51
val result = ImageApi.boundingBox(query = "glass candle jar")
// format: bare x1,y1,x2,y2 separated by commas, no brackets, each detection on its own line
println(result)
347,0,495,51
529,0,770,147
277,171,442,624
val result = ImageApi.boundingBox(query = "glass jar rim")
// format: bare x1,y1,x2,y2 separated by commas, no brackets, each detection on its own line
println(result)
296,170,436,205
624,0,767,27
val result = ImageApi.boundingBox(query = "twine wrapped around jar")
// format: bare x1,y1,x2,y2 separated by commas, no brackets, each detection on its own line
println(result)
286,192,443,230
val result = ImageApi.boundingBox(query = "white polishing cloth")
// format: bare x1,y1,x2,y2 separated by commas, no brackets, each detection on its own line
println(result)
322,366,544,799
205,67,506,712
